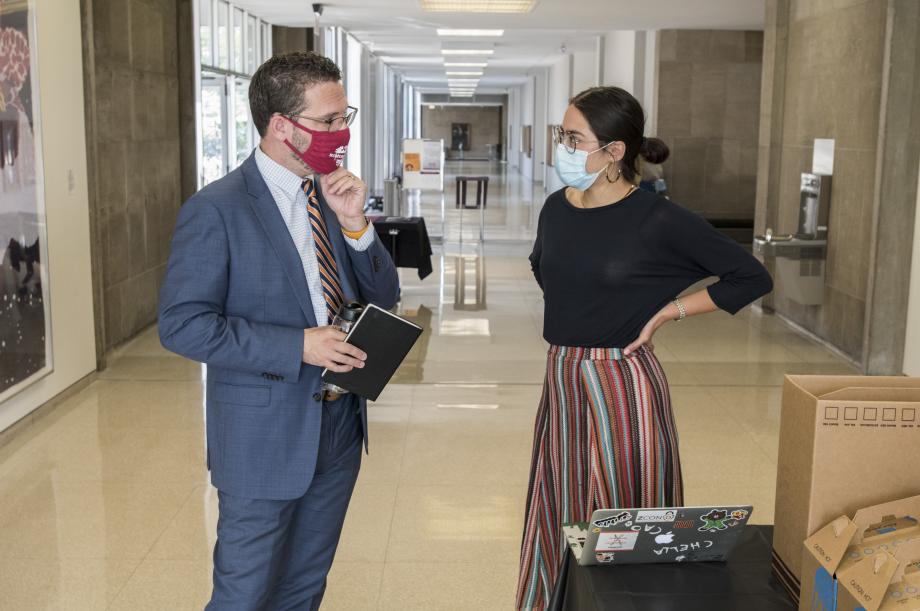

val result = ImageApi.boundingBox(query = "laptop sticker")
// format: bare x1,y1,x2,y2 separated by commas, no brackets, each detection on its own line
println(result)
699,508,748,532
636,510,677,523
653,539,715,557
592,511,632,528
595,531,639,552
596,552,616,564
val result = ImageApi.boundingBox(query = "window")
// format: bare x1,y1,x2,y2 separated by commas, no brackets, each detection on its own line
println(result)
246,15,258,73
199,0,212,66
232,8,244,73
196,1,272,187
216,1,229,70
234,79,253,166
345,34,362,177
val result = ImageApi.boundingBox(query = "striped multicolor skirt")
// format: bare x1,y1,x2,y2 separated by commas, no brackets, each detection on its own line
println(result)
515,344,684,610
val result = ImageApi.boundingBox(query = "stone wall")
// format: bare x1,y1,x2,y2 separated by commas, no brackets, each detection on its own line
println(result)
656,30,764,220
421,106,502,159
81,0,192,358
755,0,920,370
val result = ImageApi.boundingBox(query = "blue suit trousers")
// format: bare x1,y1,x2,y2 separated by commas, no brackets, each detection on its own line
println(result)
206,395,363,611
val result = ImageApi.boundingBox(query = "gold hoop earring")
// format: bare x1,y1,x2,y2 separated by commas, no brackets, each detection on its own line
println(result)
605,163,622,183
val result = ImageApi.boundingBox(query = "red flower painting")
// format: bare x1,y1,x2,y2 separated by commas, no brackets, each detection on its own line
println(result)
0,25,30,113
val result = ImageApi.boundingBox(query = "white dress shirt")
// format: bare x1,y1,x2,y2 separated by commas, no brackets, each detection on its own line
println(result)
254,146,375,326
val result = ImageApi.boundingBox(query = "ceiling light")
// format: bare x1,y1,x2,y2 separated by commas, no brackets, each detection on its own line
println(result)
422,0,536,13
446,71,483,76
444,61,488,67
441,49,494,56
437,29,504,36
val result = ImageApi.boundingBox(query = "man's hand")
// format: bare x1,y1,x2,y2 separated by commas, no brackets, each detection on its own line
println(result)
303,327,367,372
320,168,368,232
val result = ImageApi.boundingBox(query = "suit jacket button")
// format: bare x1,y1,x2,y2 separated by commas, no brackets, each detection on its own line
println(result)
313,392,322,402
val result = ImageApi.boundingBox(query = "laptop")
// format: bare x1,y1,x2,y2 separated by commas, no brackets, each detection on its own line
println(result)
563,505,754,566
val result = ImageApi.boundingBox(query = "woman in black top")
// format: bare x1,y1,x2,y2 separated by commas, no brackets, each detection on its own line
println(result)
515,87,772,610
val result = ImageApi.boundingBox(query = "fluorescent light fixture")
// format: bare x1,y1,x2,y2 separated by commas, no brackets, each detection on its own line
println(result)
379,55,445,65
422,0,536,13
444,62,488,67
441,49,494,56
446,71,483,76
450,93,475,98
437,28,504,36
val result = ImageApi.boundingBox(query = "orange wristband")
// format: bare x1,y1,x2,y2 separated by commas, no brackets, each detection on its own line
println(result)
342,219,370,240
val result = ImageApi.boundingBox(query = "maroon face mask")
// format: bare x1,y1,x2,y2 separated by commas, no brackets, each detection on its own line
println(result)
284,117,350,174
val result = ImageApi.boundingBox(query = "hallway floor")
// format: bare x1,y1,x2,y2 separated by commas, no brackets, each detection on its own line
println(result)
0,163,858,610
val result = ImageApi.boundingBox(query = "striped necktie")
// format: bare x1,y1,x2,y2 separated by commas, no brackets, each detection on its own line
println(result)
302,178,345,324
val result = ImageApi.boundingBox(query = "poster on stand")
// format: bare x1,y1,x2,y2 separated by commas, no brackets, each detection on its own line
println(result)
0,0,53,403
402,139,443,191
421,139,441,175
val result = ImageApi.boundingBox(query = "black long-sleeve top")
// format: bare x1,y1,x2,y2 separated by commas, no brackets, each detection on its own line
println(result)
530,188,773,348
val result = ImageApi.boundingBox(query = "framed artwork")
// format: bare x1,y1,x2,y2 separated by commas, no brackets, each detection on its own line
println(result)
521,124,532,158
0,0,53,402
451,122,470,152
546,124,558,167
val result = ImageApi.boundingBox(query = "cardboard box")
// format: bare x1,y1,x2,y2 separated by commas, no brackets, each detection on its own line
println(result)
773,375,920,600
879,560,920,611
800,495,920,611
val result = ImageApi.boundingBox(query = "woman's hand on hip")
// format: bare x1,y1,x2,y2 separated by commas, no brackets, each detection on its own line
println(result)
623,304,679,356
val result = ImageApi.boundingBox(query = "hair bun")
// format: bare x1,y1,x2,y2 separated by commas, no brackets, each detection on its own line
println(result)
640,137,670,165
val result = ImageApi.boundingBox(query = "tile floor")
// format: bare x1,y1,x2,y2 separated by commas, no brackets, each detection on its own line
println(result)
0,162,857,610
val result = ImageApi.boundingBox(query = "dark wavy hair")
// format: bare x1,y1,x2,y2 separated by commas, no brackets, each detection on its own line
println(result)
249,51,342,137
570,86,669,182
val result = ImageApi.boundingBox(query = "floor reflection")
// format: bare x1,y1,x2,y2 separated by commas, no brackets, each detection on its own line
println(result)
0,161,861,610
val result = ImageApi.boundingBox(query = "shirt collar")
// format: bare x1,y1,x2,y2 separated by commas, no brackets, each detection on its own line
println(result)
254,145,314,199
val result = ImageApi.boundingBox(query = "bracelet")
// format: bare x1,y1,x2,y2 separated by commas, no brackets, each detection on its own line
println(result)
673,297,687,321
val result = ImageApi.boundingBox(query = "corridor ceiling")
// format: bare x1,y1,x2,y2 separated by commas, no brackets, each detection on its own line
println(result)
231,0,765,94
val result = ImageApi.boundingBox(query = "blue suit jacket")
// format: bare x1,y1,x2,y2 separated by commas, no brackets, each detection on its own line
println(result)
158,153,400,500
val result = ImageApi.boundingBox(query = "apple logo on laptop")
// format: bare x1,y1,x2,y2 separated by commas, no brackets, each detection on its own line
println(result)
655,532,675,544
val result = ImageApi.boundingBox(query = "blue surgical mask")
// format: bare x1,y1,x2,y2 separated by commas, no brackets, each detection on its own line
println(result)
554,142,612,191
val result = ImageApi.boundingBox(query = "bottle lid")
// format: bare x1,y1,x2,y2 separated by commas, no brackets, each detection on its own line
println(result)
338,301,364,322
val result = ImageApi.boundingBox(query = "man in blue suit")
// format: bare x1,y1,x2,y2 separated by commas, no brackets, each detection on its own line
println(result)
158,51,399,610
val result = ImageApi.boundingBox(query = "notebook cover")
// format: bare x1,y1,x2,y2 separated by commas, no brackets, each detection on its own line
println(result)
321,304,423,401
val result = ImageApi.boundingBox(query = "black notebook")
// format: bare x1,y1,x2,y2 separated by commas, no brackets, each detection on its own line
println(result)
321,304,423,401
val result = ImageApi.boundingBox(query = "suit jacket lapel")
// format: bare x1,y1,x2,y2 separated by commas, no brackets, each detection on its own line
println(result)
242,156,319,328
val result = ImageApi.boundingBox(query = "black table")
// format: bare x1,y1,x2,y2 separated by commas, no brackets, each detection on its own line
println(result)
556,525,795,611
455,176,489,209
371,216,433,280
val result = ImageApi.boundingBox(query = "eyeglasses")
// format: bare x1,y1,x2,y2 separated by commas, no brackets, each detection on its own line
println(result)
289,106,358,131
553,125,605,154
